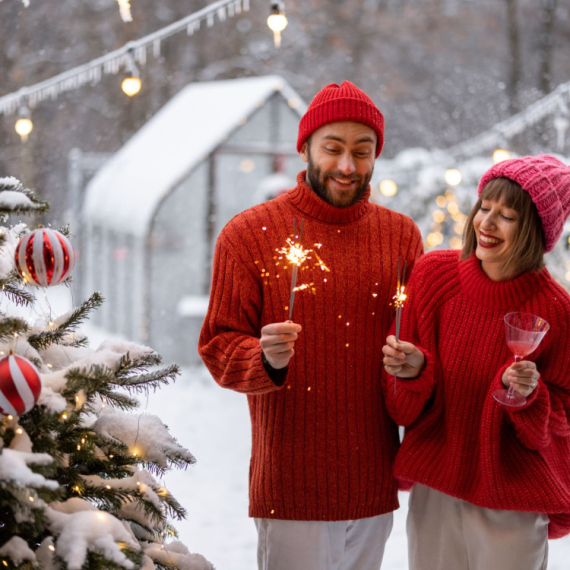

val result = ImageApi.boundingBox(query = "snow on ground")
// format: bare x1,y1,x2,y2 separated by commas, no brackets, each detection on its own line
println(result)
136,364,570,570
19,284,570,569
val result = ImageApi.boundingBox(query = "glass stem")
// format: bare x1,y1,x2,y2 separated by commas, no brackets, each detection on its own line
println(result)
507,355,522,399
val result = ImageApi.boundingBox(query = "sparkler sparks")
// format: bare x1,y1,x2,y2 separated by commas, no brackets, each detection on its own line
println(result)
282,218,306,321
393,256,408,394
274,219,331,320
293,283,315,293
278,237,311,268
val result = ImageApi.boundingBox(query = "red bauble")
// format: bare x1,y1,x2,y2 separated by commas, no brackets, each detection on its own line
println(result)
0,354,42,416
15,228,75,287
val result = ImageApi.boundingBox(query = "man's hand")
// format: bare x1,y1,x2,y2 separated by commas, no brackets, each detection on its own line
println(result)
382,335,425,379
260,322,302,370
502,361,540,399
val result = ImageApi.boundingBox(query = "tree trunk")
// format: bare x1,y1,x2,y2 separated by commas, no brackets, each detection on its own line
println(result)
505,0,522,114
538,0,558,94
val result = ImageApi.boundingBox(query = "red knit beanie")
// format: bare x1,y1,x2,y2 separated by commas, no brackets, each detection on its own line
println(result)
297,81,385,158
478,154,570,252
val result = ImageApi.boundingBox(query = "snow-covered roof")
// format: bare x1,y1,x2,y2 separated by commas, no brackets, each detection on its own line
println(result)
83,75,304,236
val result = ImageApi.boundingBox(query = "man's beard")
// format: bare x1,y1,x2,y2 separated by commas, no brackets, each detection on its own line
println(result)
306,155,372,208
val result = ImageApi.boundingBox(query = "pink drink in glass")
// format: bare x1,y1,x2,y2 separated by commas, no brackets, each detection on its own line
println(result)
506,340,538,359
493,312,550,407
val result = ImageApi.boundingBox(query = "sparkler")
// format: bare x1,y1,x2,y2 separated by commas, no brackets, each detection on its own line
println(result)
393,256,408,394
281,218,306,321
275,219,330,321
288,219,304,321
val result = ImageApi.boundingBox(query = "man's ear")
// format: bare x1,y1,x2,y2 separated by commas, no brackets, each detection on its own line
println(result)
300,142,309,164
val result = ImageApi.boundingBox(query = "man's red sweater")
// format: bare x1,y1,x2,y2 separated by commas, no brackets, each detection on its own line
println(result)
384,250,570,538
199,171,423,521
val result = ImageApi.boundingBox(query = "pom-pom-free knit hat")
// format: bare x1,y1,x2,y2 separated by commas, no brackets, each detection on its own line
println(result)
478,154,570,253
297,81,385,158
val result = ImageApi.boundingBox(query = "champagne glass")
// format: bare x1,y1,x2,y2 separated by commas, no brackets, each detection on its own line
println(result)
493,312,550,407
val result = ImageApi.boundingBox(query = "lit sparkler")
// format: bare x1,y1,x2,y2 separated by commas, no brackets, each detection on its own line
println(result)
393,256,408,394
276,219,330,320
280,218,307,321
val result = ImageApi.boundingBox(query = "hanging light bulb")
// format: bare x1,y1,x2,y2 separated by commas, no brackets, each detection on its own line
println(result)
117,0,133,23
122,48,142,96
267,1,288,48
122,76,142,96
15,107,33,143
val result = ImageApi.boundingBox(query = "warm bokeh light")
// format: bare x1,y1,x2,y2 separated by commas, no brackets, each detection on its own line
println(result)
449,237,463,249
432,210,445,223
240,159,256,173
121,76,142,97
447,202,459,215
435,195,447,208
379,179,398,197
444,169,462,186
493,149,511,163
426,232,444,248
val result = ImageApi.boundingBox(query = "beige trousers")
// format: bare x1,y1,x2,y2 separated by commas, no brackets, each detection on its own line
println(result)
407,484,549,570
255,512,393,570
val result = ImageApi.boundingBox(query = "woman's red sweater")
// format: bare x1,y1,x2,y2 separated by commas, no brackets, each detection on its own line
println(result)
383,250,570,538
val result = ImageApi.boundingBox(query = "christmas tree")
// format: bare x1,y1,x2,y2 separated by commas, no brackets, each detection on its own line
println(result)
0,176,212,570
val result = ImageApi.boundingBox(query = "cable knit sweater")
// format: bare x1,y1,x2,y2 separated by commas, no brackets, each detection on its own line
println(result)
383,250,570,538
199,171,423,521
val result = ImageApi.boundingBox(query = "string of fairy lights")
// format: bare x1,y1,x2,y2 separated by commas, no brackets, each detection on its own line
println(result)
7,0,290,142
375,149,515,252
424,167,470,251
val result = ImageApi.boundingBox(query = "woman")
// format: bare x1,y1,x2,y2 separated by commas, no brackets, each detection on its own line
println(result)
382,154,570,570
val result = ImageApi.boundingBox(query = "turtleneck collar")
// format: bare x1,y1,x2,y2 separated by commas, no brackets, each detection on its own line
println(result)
457,253,545,310
286,170,372,224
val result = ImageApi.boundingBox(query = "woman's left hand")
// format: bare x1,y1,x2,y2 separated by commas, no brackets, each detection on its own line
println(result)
502,361,541,399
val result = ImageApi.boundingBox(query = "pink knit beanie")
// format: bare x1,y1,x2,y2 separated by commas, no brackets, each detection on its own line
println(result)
297,81,385,158
478,154,570,253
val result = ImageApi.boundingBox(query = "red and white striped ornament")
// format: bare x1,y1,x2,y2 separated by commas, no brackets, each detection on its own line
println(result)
0,354,42,416
15,228,75,287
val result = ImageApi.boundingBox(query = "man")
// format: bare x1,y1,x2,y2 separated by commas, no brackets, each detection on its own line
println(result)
199,81,423,569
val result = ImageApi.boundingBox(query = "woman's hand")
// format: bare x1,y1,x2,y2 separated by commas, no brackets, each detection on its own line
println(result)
382,335,425,379
502,361,540,399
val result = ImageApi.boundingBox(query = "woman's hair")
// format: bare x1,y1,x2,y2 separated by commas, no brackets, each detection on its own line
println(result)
460,176,545,278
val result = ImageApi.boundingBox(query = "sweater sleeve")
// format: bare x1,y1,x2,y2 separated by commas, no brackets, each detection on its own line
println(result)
198,233,288,395
381,254,439,427
499,310,570,451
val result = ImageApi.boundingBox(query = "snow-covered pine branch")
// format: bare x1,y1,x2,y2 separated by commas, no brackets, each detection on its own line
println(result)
27,292,104,351
0,177,49,221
